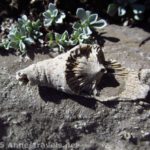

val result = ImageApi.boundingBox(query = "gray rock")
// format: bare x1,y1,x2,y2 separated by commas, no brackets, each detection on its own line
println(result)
0,25,150,150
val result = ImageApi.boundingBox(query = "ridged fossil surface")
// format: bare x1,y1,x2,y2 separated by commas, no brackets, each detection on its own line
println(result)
16,44,150,102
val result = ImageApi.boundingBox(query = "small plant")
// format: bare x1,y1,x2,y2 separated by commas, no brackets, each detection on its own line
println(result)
46,7,107,52
47,28,91,52
43,3,66,27
0,15,42,55
17,15,42,40
107,0,145,24
73,8,107,35
70,28,90,45
47,31,69,52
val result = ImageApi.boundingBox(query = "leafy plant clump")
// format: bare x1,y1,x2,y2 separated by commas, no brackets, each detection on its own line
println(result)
47,31,70,52
47,7,107,51
0,3,107,56
107,0,145,25
0,15,42,56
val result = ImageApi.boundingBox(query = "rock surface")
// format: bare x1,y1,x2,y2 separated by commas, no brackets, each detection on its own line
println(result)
0,25,150,150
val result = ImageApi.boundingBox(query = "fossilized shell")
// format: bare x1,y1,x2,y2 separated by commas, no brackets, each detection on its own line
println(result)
16,44,106,94
16,44,150,102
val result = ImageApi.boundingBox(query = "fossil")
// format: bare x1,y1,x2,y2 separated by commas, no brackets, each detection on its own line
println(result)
16,44,150,102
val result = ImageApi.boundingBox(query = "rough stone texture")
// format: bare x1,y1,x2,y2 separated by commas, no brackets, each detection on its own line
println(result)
0,25,150,150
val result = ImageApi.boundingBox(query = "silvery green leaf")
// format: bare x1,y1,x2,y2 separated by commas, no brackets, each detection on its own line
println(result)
89,14,98,24
8,33,16,39
78,37,84,44
70,39,78,45
9,41,18,49
107,3,118,16
19,41,26,52
118,6,126,16
132,4,145,14
35,19,41,28
21,15,28,21
18,15,28,24
58,44,64,52
9,25,17,32
8,27,17,37
43,11,51,18
55,33,61,41
83,26,92,35
62,31,69,40
25,37,35,45
5,42,11,50
73,22,81,30
71,30,78,38
44,18,53,27
92,19,107,29
52,9,58,17
1,39,10,49
134,14,143,21
38,39,44,44
55,12,66,24
76,8,87,21
85,10,91,17
48,3,57,13
26,26,32,33
134,15,140,20
81,33,89,40
47,32,54,40
34,31,38,35
40,32,43,36
61,11,66,18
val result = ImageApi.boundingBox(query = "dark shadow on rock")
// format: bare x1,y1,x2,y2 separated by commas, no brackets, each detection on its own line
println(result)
143,91,150,105
0,44,51,59
96,73,120,108
139,36,150,47
102,101,119,108
26,46,51,60
38,86,67,104
0,118,8,141
68,95,97,110
39,73,120,109
97,73,120,90
146,91,150,100
38,86,97,110
93,32,120,47
133,23,150,33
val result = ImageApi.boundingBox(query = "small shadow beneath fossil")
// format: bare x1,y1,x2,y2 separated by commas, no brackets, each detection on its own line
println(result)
38,86,67,104
39,73,120,109
38,86,97,110
98,73,120,90
97,73,120,108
